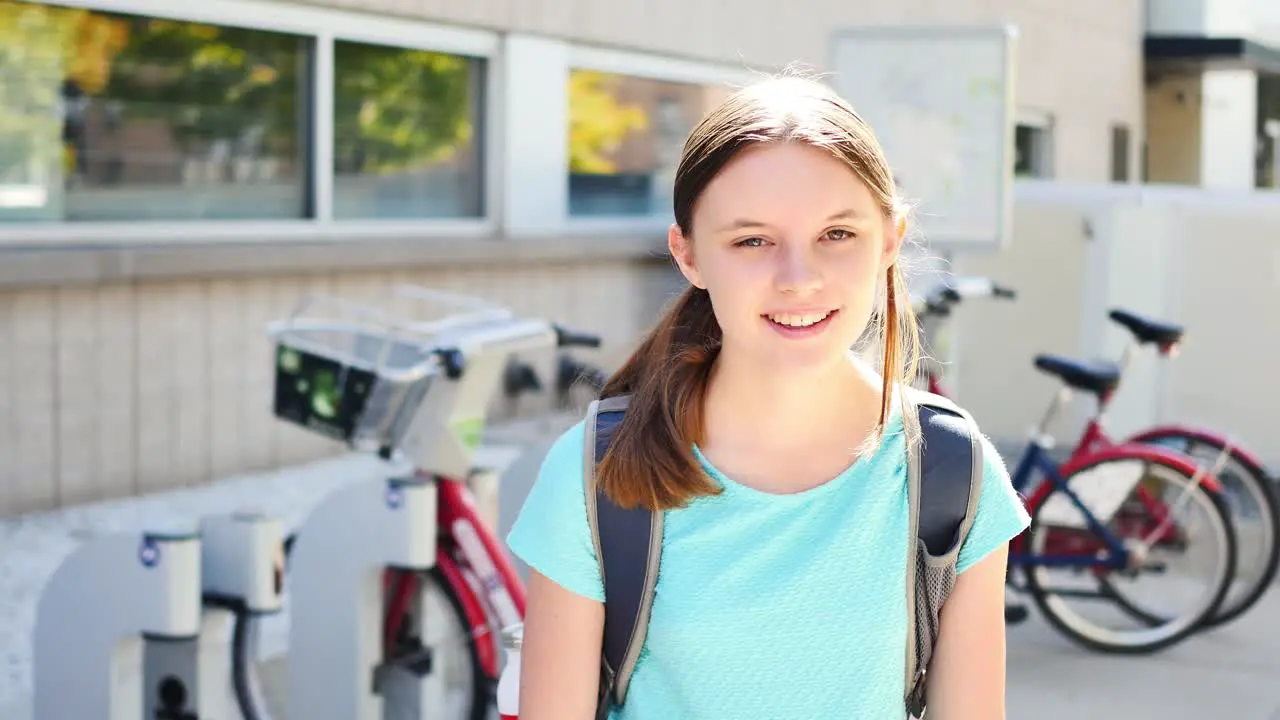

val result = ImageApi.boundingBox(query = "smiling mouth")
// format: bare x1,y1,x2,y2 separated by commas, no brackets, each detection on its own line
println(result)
764,309,839,333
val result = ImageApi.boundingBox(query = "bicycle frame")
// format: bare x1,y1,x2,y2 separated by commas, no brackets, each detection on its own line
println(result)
926,366,1222,568
1004,438,1131,570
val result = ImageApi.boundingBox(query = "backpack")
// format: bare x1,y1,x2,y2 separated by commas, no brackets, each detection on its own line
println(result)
583,390,983,720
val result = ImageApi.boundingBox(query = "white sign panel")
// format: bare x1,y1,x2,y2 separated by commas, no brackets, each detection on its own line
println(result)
829,26,1018,251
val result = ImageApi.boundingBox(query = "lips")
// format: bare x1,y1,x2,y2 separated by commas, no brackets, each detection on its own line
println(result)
763,308,840,337
765,310,836,328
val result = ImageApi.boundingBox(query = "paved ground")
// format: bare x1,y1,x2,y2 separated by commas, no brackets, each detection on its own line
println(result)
1,411,1276,719
1004,593,1280,719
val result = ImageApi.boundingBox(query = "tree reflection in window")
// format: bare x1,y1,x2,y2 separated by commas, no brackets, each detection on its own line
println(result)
332,41,484,219
566,69,728,218
0,0,306,221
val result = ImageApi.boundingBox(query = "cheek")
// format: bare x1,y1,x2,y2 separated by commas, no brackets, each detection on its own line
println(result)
702,264,766,325
834,247,884,293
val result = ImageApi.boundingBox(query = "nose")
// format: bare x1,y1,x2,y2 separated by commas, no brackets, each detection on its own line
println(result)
775,244,822,295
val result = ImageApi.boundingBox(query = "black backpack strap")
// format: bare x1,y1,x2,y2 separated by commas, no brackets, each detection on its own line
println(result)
902,389,983,718
583,394,663,720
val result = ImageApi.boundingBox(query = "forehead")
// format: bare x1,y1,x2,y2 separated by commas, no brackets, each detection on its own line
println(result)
693,143,881,227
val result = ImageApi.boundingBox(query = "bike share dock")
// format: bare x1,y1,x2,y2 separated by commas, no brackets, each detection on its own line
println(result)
0,434,544,720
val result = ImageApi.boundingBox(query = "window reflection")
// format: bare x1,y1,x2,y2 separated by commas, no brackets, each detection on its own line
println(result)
0,0,307,222
332,41,484,219
566,70,728,217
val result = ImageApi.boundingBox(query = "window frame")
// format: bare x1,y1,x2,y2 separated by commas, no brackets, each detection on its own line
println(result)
1110,122,1132,183
1014,108,1055,179
0,0,501,246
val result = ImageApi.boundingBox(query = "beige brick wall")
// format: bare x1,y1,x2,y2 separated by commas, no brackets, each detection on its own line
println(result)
0,259,674,516
1145,75,1203,184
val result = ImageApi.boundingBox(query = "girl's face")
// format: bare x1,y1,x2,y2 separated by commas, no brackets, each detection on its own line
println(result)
670,142,903,376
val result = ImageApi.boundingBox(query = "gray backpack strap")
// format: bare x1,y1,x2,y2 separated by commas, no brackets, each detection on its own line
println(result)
903,389,984,719
583,394,663,720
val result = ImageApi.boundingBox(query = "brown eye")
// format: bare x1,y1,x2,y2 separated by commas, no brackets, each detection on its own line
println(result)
824,228,854,242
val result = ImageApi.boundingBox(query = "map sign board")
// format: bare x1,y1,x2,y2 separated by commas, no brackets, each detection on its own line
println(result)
829,26,1019,252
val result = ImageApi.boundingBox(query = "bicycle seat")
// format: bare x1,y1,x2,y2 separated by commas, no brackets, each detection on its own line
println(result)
1108,309,1184,347
1033,354,1122,396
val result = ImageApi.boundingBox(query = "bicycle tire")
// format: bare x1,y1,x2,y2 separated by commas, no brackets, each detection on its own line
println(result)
1134,435,1280,628
381,568,491,720
1022,456,1237,654
232,538,489,720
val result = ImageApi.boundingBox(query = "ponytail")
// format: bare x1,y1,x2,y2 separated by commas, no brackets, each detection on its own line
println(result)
596,286,722,510
879,265,900,437
880,263,923,446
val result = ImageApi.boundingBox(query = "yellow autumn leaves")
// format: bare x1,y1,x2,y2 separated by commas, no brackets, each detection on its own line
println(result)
567,70,650,175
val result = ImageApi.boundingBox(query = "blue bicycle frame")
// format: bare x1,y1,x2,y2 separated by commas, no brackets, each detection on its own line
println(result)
1005,437,1133,571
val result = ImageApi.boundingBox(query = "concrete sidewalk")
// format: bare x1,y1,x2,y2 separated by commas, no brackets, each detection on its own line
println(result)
1005,593,1280,719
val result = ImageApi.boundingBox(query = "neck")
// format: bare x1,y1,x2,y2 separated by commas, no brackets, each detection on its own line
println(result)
702,349,886,453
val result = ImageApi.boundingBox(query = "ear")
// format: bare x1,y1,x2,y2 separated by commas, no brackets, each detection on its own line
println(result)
881,214,908,271
668,224,706,289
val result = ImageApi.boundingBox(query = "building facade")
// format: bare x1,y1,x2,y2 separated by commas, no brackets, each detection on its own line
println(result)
1144,0,1280,188
0,0,1146,514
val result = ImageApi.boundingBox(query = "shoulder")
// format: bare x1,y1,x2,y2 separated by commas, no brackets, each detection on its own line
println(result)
902,387,971,425
902,389,1002,472
505,418,606,601
896,388,1029,570
915,400,1031,573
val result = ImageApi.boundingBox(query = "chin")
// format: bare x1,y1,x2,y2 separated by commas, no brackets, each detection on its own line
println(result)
762,343,857,377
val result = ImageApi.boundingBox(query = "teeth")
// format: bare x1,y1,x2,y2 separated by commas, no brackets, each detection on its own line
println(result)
767,311,832,328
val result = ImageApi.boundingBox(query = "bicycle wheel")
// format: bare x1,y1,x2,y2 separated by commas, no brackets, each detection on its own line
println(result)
232,544,488,720
379,568,491,720
1135,434,1280,628
1022,456,1236,654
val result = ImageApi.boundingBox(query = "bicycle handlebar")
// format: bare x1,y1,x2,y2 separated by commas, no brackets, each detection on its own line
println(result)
552,324,602,349
917,276,1017,316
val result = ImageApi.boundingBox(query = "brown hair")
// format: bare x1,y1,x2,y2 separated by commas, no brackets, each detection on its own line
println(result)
597,75,922,511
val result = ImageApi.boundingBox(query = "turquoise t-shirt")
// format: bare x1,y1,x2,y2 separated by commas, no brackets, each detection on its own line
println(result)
506,403,1030,720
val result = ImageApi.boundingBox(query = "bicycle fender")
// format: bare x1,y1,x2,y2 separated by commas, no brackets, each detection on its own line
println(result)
436,549,502,678
1058,442,1224,494
1125,425,1274,482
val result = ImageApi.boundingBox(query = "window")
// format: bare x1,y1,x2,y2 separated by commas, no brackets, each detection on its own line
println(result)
332,41,485,219
566,69,727,217
1110,124,1131,183
1256,75,1280,189
0,0,309,222
1014,123,1052,178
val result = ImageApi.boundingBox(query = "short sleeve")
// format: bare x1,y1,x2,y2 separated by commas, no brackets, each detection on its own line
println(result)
505,420,606,601
955,430,1032,574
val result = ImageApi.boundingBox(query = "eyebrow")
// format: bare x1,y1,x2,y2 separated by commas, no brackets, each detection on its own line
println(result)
716,209,865,233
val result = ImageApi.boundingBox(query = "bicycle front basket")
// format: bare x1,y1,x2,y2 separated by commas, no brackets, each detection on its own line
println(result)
273,342,379,443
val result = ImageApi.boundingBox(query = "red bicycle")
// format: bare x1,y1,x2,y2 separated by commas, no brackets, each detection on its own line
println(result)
232,286,598,720
916,277,1279,629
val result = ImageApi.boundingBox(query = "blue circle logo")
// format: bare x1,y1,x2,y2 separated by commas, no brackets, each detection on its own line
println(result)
138,539,161,569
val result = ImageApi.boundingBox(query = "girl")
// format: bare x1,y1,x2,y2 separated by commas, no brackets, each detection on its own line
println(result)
506,75,1031,719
